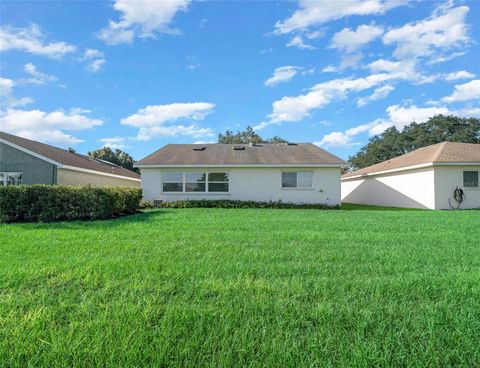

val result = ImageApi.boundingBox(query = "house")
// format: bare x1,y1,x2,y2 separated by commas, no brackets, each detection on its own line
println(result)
135,143,346,205
342,142,480,210
0,131,140,187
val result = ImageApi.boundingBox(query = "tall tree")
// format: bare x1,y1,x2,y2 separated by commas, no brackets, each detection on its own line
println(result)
349,115,480,170
218,126,288,144
87,147,139,173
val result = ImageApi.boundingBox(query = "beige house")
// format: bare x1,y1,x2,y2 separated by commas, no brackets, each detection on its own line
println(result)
342,142,480,210
0,131,140,187
135,143,346,205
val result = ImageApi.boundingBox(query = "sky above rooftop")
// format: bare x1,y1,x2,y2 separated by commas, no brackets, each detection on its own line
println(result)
1,0,479,160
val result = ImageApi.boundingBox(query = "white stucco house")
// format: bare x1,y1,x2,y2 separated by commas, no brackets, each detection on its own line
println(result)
135,143,346,205
342,142,480,210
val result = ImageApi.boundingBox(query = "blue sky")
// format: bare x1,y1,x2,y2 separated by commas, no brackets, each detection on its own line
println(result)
1,0,479,160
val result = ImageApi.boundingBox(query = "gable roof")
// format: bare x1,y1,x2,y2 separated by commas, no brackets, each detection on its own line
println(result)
135,143,346,167
0,131,140,180
343,142,480,179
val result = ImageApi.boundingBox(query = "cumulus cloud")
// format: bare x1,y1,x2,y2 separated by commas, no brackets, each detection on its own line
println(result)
265,66,300,87
441,79,480,103
267,71,409,125
0,108,103,145
0,77,34,108
315,103,480,148
0,24,76,58
274,0,406,34
80,49,106,73
98,0,190,45
100,136,127,149
444,70,475,81
21,63,57,85
286,35,314,50
121,102,215,140
356,84,394,106
383,5,470,60
331,24,383,53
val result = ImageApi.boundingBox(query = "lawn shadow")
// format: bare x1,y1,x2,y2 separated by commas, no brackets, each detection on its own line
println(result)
3,209,173,231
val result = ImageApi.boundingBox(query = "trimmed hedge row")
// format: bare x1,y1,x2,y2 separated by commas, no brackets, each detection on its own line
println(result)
157,199,339,209
0,185,142,223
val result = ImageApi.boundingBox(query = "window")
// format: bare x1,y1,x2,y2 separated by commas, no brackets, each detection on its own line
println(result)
163,172,183,192
464,171,479,188
282,171,313,188
208,172,229,192
162,172,229,193
185,172,206,192
0,172,22,186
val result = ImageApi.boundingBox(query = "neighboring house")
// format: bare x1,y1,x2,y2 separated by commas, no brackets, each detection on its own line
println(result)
0,132,140,187
342,142,480,210
135,143,346,205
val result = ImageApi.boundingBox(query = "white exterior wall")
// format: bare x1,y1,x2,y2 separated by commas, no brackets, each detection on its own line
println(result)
141,167,341,205
342,167,436,209
434,166,480,210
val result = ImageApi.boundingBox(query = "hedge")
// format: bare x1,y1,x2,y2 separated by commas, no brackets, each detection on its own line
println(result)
0,185,142,223
156,199,339,210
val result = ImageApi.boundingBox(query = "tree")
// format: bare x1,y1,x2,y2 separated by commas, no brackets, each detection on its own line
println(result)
87,147,139,173
218,126,288,144
349,115,480,170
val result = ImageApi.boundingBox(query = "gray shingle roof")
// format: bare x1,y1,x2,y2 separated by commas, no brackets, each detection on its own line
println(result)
0,131,140,179
136,143,346,166
343,142,480,179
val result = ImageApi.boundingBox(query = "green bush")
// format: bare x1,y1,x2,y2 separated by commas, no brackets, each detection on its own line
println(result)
158,199,339,210
0,185,142,223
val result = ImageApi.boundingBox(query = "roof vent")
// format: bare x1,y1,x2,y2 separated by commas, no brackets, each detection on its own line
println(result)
287,142,297,146
233,145,245,151
192,146,206,151
249,143,262,147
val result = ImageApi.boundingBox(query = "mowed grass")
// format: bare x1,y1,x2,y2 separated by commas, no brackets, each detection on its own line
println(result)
1,208,480,367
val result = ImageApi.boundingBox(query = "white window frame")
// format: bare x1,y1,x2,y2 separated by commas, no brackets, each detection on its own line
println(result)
281,171,313,189
161,172,229,193
0,172,23,186
463,170,479,188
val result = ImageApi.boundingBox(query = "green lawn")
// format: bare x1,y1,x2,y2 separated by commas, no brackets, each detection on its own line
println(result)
1,208,479,367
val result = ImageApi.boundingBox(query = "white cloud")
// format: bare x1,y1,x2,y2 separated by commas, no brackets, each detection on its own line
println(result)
315,131,354,148
100,136,127,149
0,77,34,108
21,63,57,85
316,104,452,148
322,65,337,73
445,70,475,81
268,72,404,124
0,24,76,58
82,49,104,60
274,0,406,34
383,5,469,60
79,49,106,73
265,66,300,87
331,24,383,53
87,58,106,73
441,79,480,103
98,0,190,45
0,108,103,145
286,35,314,49
357,84,394,106
121,102,215,141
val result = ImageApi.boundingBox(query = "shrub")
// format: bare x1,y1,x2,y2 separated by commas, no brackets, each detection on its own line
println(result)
0,185,142,223
158,199,339,210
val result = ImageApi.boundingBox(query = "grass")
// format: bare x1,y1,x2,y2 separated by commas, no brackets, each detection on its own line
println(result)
1,208,479,367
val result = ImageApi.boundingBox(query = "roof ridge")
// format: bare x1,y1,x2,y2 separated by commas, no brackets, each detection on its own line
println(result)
432,141,449,162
